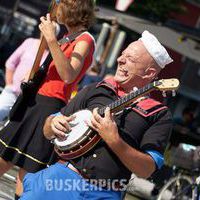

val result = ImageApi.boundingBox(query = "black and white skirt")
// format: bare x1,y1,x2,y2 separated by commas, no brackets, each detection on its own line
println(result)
0,94,65,173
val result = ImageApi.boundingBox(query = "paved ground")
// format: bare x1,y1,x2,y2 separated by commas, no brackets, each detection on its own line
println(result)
0,168,17,200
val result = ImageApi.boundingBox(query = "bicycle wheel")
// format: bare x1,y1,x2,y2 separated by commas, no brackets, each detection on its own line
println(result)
157,175,194,200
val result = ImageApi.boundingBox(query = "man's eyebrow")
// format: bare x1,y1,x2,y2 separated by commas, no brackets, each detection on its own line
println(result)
126,53,136,59
128,55,141,63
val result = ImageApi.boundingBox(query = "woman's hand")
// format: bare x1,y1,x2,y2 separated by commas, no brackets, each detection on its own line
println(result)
39,13,57,43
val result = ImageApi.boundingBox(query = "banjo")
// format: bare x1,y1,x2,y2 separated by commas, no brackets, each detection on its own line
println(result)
54,78,180,160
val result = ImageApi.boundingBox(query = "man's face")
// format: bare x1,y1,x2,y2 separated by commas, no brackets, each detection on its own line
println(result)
114,41,156,91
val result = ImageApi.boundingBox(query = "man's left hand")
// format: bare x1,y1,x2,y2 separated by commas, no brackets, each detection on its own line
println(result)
88,107,121,147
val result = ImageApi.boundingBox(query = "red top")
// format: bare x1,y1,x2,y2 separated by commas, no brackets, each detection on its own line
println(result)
38,32,95,103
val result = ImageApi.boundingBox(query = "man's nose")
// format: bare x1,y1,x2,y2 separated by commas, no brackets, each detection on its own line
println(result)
117,55,125,64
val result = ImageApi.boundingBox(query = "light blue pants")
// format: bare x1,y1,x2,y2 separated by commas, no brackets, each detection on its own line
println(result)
0,86,17,121
20,163,123,200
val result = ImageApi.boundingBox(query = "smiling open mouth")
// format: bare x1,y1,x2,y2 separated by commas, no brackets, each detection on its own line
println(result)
119,68,128,76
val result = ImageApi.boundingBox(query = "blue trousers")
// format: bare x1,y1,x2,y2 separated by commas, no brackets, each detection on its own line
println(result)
20,163,123,200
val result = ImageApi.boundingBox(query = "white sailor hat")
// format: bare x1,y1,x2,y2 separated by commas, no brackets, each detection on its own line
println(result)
140,30,173,68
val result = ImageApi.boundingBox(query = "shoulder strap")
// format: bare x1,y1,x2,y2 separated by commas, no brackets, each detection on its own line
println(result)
58,31,84,45
36,31,85,74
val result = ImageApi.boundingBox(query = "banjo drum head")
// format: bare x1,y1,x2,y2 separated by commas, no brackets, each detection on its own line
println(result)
54,109,93,150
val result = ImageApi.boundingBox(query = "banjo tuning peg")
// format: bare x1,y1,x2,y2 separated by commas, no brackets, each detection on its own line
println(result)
162,91,167,97
172,90,176,97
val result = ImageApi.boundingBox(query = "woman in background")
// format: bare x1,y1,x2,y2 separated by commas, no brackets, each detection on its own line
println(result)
0,0,96,199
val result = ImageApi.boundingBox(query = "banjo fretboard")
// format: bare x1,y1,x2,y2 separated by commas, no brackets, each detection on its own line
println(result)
98,81,161,115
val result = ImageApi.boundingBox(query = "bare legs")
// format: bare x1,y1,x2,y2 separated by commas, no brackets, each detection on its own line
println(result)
0,157,13,176
0,157,27,197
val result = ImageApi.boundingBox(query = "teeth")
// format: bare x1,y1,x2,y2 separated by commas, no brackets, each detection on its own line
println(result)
119,70,127,76
118,67,128,76
119,68,126,72
120,70,127,73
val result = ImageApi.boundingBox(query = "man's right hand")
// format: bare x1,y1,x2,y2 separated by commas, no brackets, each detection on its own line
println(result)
50,115,75,140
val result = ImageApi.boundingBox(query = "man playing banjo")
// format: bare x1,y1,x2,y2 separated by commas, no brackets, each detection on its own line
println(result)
20,30,174,200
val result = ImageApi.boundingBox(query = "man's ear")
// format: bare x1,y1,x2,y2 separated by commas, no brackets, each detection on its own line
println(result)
143,67,157,80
